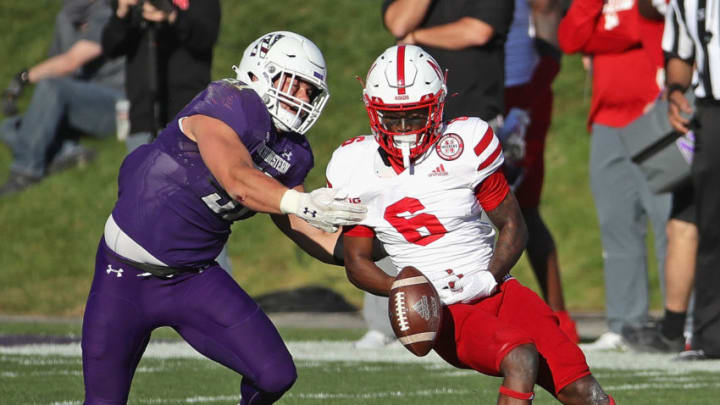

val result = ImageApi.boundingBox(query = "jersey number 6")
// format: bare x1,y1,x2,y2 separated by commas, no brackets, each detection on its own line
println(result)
384,197,447,246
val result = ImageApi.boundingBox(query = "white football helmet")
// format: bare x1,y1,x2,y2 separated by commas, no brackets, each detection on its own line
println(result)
363,45,447,167
233,31,330,135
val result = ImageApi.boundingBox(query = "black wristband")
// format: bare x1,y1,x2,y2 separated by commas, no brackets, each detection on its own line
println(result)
666,83,687,97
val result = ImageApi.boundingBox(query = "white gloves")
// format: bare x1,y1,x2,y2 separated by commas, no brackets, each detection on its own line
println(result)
280,188,367,232
496,108,530,165
437,270,498,305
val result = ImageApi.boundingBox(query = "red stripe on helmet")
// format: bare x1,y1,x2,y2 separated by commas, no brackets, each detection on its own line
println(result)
397,46,406,95
427,59,443,81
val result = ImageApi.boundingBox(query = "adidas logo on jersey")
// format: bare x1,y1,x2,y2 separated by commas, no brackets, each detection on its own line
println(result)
428,164,448,177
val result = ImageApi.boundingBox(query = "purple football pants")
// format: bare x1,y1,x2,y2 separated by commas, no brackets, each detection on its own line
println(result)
82,239,296,404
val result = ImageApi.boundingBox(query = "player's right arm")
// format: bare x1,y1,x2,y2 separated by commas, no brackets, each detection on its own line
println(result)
343,232,394,296
185,114,291,214
186,113,366,230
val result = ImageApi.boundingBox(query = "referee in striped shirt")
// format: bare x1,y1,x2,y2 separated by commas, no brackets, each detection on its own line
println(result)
663,0,720,360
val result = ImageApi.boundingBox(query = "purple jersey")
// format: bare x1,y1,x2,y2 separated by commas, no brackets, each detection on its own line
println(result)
111,80,314,268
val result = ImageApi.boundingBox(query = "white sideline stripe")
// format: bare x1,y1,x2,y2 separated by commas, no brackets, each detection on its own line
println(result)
3,341,720,372
398,332,436,345
391,276,428,289
40,388,474,405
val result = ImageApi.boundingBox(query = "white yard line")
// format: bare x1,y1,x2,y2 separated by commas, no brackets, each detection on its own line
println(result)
4,340,720,373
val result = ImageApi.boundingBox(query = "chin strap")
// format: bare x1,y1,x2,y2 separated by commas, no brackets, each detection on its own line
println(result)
499,385,535,401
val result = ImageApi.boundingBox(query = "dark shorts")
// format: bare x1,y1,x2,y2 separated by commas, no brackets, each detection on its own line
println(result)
670,182,695,224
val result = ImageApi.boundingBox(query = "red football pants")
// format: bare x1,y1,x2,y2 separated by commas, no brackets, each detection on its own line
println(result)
433,278,590,395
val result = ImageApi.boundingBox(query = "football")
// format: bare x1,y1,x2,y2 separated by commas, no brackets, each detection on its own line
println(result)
388,265,443,356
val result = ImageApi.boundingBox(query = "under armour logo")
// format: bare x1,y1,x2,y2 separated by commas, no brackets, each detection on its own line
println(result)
282,150,293,160
303,207,317,217
106,265,124,278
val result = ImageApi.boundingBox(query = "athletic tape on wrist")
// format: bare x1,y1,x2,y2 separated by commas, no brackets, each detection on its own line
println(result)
279,189,300,214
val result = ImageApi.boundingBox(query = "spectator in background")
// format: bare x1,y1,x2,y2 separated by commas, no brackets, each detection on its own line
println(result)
101,0,220,151
558,0,671,350
101,0,230,270
619,0,698,354
504,0,579,343
382,0,514,126
662,0,720,361
0,0,125,197
352,0,515,349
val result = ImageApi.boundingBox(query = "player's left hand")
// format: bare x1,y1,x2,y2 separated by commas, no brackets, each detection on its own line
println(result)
437,270,497,305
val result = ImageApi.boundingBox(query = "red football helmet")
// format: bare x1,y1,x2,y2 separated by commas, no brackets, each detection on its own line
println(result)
363,45,447,167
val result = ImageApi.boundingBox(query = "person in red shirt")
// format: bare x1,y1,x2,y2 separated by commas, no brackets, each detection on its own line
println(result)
558,0,672,350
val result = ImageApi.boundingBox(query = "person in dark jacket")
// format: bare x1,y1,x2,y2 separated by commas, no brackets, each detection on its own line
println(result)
102,0,220,151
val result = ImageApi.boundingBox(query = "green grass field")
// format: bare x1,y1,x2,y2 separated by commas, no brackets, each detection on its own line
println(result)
0,1,664,317
2,320,720,405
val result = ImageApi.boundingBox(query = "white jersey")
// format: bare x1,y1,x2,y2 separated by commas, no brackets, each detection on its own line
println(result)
326,117,505,303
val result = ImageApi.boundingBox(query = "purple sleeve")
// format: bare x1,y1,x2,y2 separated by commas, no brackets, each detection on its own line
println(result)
178,80,272,154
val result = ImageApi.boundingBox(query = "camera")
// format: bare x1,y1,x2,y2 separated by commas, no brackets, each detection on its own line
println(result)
126,0,175,25
142,0,174,13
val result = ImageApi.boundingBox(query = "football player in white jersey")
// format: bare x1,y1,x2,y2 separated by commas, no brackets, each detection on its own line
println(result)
327,45,615,405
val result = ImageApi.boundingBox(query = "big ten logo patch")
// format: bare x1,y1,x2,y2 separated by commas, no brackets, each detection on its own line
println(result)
436,133,464,161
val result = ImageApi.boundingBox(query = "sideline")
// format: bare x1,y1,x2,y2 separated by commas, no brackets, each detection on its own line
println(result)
0,311,609,337
3,339,720,373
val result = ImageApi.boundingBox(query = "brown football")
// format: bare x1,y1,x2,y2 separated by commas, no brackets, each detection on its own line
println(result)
388,265,443,356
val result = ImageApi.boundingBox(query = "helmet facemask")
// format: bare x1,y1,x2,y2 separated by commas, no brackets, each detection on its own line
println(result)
234,31,330,135
266,68,329,134
366,93,445,168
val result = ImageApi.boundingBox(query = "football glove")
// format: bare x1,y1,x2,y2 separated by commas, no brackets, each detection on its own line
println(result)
437,270,498,305
280,188,367,233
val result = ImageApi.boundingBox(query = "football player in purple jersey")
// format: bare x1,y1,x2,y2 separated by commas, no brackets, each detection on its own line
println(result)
81,31,366,405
